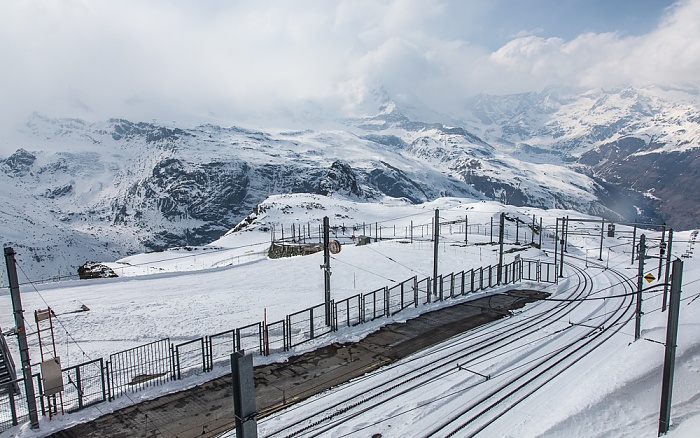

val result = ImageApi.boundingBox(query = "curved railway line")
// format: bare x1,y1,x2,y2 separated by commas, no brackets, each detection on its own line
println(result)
258,258,636,437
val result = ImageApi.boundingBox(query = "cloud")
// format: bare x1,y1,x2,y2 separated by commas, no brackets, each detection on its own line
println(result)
0,0,697,133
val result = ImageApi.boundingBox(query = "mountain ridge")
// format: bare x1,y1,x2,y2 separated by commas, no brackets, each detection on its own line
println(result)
1,85,698,279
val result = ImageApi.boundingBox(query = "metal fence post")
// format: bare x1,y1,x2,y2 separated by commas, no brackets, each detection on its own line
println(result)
76,365,83,410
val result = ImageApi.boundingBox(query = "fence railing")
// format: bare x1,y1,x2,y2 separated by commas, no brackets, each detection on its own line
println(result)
0,257,545,433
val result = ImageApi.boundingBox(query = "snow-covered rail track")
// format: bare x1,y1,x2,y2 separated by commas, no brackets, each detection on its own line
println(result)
259,260,627,437
428,260,636,437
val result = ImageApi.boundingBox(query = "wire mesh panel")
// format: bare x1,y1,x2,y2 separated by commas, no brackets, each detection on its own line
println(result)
455,271,465,296
522,259,539,281
208,329,236,370
503,263,510,284
541,261,557,283
467,269,475,293
62,358,106,413
490,264,499,287
287,304,331,348
108,339,171,400
0,380,23,433
310,303,332,340
287,307,312,348
237,323,263,356
363,287,387,322
335,294,362,328
405,276,417,308
264,320,287,355
441,273,455,299
387,282,403,315
417,277,431,305
174,338,206,379
478,267,485,290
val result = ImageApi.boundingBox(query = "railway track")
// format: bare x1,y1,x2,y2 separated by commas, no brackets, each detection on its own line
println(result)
258,258,635,437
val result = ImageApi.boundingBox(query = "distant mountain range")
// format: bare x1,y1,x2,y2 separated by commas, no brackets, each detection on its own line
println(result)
1,84,698,280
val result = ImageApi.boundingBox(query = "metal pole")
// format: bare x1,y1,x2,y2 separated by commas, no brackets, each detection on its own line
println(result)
658,224,666,279
631,221,637,264
515,219,520,245
599,218,605,261
432,209,439,298
559,217,565,277
231,351,258,438
4,247,40,429
490,217,493,244
323,217,331,326
554,218,559,275
662,229,673,312
498,213,504,284
539,217,543,248
465,215,468,244
635,234,646,341
658,258,683,436
410,220,413,243
564,215,569,252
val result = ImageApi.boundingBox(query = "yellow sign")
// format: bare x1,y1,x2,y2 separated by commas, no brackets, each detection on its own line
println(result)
644,272,656,283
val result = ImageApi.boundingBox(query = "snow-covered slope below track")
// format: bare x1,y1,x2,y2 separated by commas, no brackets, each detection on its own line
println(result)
1,196,699,437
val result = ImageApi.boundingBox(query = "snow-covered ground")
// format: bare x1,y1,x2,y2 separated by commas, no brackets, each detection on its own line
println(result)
1,194,699,437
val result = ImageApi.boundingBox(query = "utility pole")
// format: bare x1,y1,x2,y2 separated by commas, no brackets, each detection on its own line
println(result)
631,221,637,264
559,217,565,277
658,258,683,436
662,229,674,312
490,217,493,244
465,215,468,245
4,247,40,429
658,224,666,279
410,220,413,243
635,234,646,341
322,217,331,326
554,218,559,276
432,209,439,299
497,213,504,284
599,218,605,261
538,217,543,248
564,215,569,252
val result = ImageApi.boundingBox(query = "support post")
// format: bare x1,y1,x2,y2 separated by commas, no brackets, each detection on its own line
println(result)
323,217,331,326
599,218,605,261
432,209,439,298
658,258,683,436
663,229,674,312
410,220,413,243
658,224,666,279
490,217,493,244
498,213,504,284
4,247,40,430
564,215,569,252
465,215,468,245
559,217,565,278
631,221,637,264
554,218,559,276
538,217,543,248
231,351,258,438
635,234,646,341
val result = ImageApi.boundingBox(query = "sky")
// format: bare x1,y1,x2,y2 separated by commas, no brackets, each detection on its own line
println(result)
0,0,697,131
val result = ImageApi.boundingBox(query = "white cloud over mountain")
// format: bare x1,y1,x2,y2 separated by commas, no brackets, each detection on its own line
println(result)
0,0,696,136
